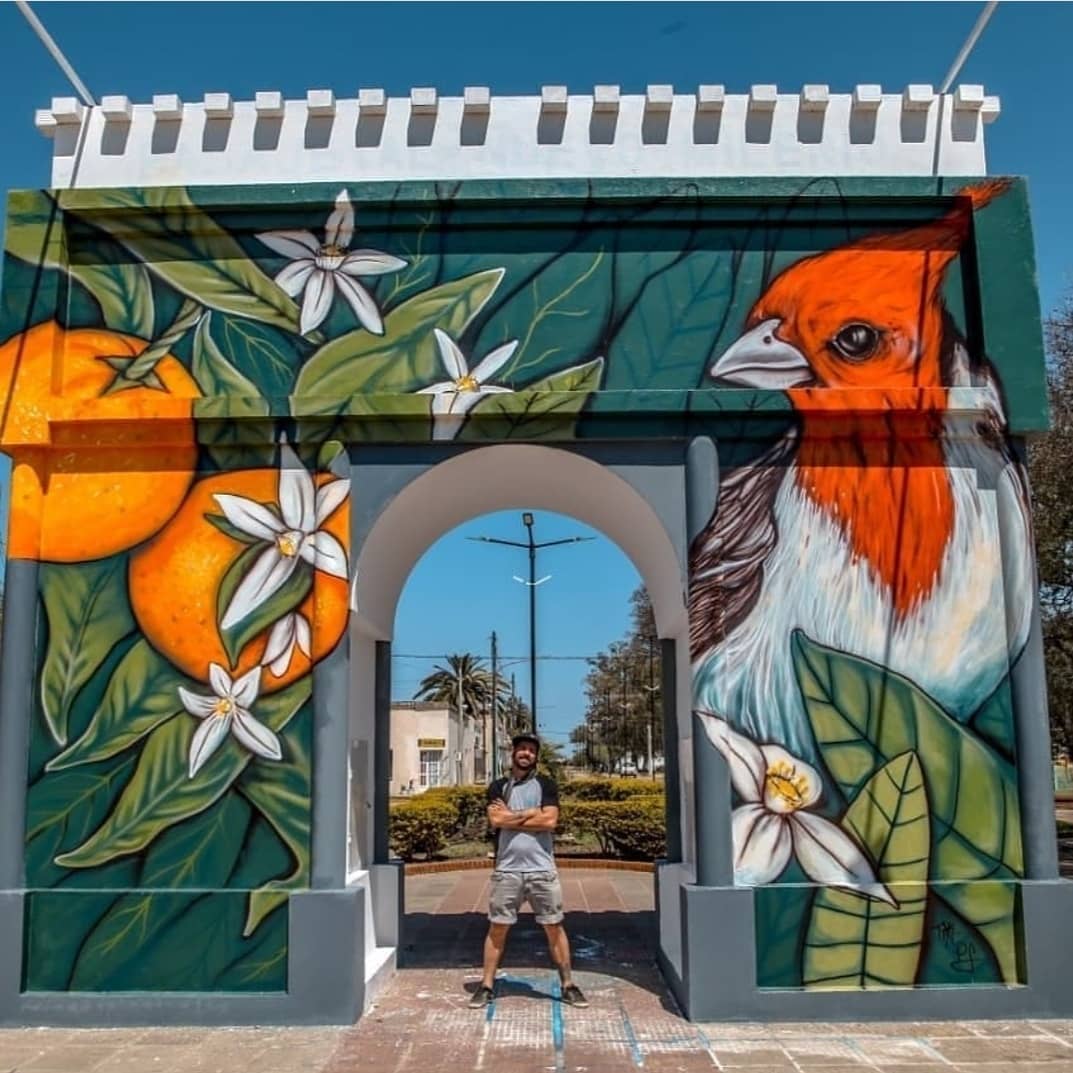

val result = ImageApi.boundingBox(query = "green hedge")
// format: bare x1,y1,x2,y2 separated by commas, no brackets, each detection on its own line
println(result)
560,795,666,860
560,777,663,801
419,785,489,837
389,798,457,861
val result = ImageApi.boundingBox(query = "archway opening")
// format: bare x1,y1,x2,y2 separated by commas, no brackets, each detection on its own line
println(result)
345,443,692,997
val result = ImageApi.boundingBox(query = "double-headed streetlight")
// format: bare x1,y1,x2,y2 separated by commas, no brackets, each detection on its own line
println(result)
470,512,592,733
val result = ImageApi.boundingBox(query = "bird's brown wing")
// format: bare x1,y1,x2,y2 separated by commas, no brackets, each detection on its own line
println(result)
688,431,798,662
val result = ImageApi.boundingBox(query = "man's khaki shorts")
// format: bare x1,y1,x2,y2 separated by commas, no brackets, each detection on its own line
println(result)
488,869,564,925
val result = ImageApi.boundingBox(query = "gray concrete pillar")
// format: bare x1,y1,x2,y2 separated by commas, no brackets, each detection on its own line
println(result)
0,559,39,890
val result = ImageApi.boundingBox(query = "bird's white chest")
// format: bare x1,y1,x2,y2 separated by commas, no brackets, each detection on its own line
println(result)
694,449,1033,756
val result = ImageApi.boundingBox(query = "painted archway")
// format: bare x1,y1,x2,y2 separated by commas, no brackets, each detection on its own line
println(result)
343,443,693,941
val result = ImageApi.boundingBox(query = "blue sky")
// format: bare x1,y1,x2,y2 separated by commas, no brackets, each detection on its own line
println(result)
1,2,1071,750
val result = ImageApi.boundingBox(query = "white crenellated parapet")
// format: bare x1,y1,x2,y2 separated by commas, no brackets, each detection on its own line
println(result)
34,83,1002,189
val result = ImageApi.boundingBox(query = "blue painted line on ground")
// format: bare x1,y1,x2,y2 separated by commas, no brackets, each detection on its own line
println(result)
618,997,645,1068
550,974,565,1060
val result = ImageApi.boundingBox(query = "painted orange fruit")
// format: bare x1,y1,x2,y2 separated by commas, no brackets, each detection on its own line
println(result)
0,321,200,562
128,468,350,691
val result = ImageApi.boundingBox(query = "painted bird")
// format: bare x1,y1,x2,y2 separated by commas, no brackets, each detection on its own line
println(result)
689,182,1034,757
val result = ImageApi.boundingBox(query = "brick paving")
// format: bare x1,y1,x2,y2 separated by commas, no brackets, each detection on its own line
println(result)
4,867,1073,1071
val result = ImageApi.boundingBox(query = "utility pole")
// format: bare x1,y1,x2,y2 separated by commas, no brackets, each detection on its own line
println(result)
469,513,592,734
456,660,465,785
647,637,656,778
490,631,499,780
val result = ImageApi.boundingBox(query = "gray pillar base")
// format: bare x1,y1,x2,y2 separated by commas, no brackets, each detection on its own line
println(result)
0,888,366,1027
665,879,1073,1022
369,861,404,949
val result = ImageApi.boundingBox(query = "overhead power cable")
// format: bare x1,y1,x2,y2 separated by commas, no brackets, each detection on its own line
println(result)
16,0,96,107
940,1,999,93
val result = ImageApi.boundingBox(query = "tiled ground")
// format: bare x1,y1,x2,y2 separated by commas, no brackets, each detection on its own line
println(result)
4,868,1073,1072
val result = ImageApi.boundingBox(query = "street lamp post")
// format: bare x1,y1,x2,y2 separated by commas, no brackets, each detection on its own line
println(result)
470,513,592,734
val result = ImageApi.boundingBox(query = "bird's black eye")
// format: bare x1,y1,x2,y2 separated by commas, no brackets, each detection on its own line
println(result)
831,323,880,361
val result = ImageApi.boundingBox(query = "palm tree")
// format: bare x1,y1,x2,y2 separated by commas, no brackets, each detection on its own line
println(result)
414,653,508,720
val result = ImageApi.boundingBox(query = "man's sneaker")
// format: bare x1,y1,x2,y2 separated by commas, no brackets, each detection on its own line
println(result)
560,983,589,1007
468,984,495,1009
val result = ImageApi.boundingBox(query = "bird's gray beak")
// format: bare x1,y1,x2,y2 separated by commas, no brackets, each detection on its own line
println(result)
710,319,812,389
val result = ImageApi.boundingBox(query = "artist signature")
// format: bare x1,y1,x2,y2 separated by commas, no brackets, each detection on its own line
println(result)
932,920,979,975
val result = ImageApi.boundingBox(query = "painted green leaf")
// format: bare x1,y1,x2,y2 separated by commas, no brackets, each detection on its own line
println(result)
292,267,504,409
238,709,312,935
72,255,155,339
792,630,1024,981
211,313,305,398
602,245,734,393
191,311,264,398
39,557,136,747
55,679,311,869
803,752,930,989
4,188,65,266
460,357,604,441
68,794,251,989
24,755,136,887
66,187,304,335
471,245,612,388
47,639,189,771
216,545,314,668
191,312,275,469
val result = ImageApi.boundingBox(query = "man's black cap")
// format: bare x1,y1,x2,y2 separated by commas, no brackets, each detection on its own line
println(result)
511,732,541,750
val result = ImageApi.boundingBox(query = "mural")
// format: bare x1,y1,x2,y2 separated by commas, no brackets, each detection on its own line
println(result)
0,177,1037,994
690,181,1030,988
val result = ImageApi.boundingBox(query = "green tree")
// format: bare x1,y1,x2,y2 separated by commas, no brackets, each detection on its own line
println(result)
575,586,662,773
414,653,508,720
1031,291,1073,754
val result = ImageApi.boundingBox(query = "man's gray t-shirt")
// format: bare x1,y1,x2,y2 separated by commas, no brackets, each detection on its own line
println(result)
488,774,559,872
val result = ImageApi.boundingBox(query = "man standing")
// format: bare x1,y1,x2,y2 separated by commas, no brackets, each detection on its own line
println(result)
468,732,589,1009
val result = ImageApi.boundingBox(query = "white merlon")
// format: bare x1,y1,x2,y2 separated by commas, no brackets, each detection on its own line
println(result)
800,85,829,112
306,89,336,117
463,86,491,114
202,92,233,119
410,87,437,114
36,86,1001,188
954,84,985,111
51,97,84,125
100,95,132,122
254,91,285,118
696,85,725,112
903,84,935,111
34,109,56,136
152,94,183,120
646,85,674,111
749,85,778,111
540,85,568,112
593,85,620,112
358,88,387,115
852,85,883,111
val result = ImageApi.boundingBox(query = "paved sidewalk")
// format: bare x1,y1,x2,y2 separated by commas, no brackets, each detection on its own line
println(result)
4,868,1073,1072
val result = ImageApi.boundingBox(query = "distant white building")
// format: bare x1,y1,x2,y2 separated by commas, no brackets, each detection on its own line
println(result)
389,701,476,794
389,700,515,793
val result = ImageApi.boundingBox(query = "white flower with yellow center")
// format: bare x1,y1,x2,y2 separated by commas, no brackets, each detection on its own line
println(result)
417,328,517,441
180,664,280,777
214,443,349,630
262,611,313,677
696,710,895,905
257,189,406,336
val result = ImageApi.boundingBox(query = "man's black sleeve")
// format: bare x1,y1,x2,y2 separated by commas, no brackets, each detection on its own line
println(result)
487,778,506,803
539,776,560,808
